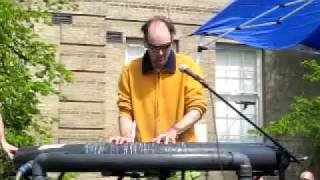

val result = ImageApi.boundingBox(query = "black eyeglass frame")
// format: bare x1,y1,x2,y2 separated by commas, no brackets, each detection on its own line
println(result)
145,42,172,51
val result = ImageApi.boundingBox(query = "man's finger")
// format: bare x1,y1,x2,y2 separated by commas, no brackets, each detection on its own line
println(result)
110,138,115,143
6,151,14,160
120,137,130,144
110,137,117,143
8,153,14,160
116,136,122,144
151,137,160,143
172,137,176,144
164,136,170,144
152,136,162,144
110,136,121,144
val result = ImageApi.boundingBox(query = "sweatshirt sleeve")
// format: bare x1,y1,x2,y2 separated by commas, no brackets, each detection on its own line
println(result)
117,66,134,119
184,62,207,115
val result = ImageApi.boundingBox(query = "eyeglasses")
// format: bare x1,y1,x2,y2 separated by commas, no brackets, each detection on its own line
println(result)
146,42,172,52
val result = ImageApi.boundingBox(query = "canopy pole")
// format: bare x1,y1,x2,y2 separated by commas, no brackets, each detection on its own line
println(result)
200,0,315,49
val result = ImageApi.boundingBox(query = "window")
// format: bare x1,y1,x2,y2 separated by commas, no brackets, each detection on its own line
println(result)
215,44,263,143
126,39,146,64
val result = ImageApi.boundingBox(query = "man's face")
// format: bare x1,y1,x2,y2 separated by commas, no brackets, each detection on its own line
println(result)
146,21,172,71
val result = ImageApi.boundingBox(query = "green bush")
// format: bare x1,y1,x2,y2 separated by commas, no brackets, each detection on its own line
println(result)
266,60,320,161
0,0,76,179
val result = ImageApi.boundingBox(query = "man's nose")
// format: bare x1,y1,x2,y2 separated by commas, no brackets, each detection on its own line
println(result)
159,49,165,56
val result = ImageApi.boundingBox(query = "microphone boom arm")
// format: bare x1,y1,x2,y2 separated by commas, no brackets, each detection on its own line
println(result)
182,67,299,164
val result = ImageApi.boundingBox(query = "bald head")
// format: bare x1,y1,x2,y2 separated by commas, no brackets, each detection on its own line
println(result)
141,16,176,42
141,16,176,71
147,20,171,45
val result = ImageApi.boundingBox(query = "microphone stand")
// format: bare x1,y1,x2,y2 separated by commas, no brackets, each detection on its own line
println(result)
187,74,299,180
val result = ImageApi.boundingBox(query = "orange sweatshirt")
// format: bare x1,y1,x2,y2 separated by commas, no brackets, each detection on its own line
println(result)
118,52,207,142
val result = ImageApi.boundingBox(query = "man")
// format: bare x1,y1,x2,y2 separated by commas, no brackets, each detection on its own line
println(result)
111,16,207,144
0,117,17,159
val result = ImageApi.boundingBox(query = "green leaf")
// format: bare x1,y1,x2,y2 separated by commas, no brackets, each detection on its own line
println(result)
0,0,75,178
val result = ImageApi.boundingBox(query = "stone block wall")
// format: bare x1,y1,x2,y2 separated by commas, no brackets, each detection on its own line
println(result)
34,0,320,179
46,0,226,144
36,0,234,179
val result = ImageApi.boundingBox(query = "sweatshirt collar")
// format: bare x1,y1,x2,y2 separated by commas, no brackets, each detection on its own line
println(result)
142,50,176,74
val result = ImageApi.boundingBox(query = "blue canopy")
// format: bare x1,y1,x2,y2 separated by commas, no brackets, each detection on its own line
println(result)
193,0,320,50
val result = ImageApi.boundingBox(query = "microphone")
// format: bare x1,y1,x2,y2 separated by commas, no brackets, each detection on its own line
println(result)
179,64,203,81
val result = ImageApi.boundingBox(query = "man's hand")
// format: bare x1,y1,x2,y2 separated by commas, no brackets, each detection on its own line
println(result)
1,141,18,159
151,109,201,144
152,128,178,144
110,136,133,144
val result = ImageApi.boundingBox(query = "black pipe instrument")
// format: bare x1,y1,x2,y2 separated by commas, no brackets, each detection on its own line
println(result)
14,142,290,179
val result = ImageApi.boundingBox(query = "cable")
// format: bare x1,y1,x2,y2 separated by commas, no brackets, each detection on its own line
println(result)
15,160,34,180
15,171,22,180
57,172,65,180
209,92,225,180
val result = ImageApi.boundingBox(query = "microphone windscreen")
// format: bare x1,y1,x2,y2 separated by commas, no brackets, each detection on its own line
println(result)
179,64,188,72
